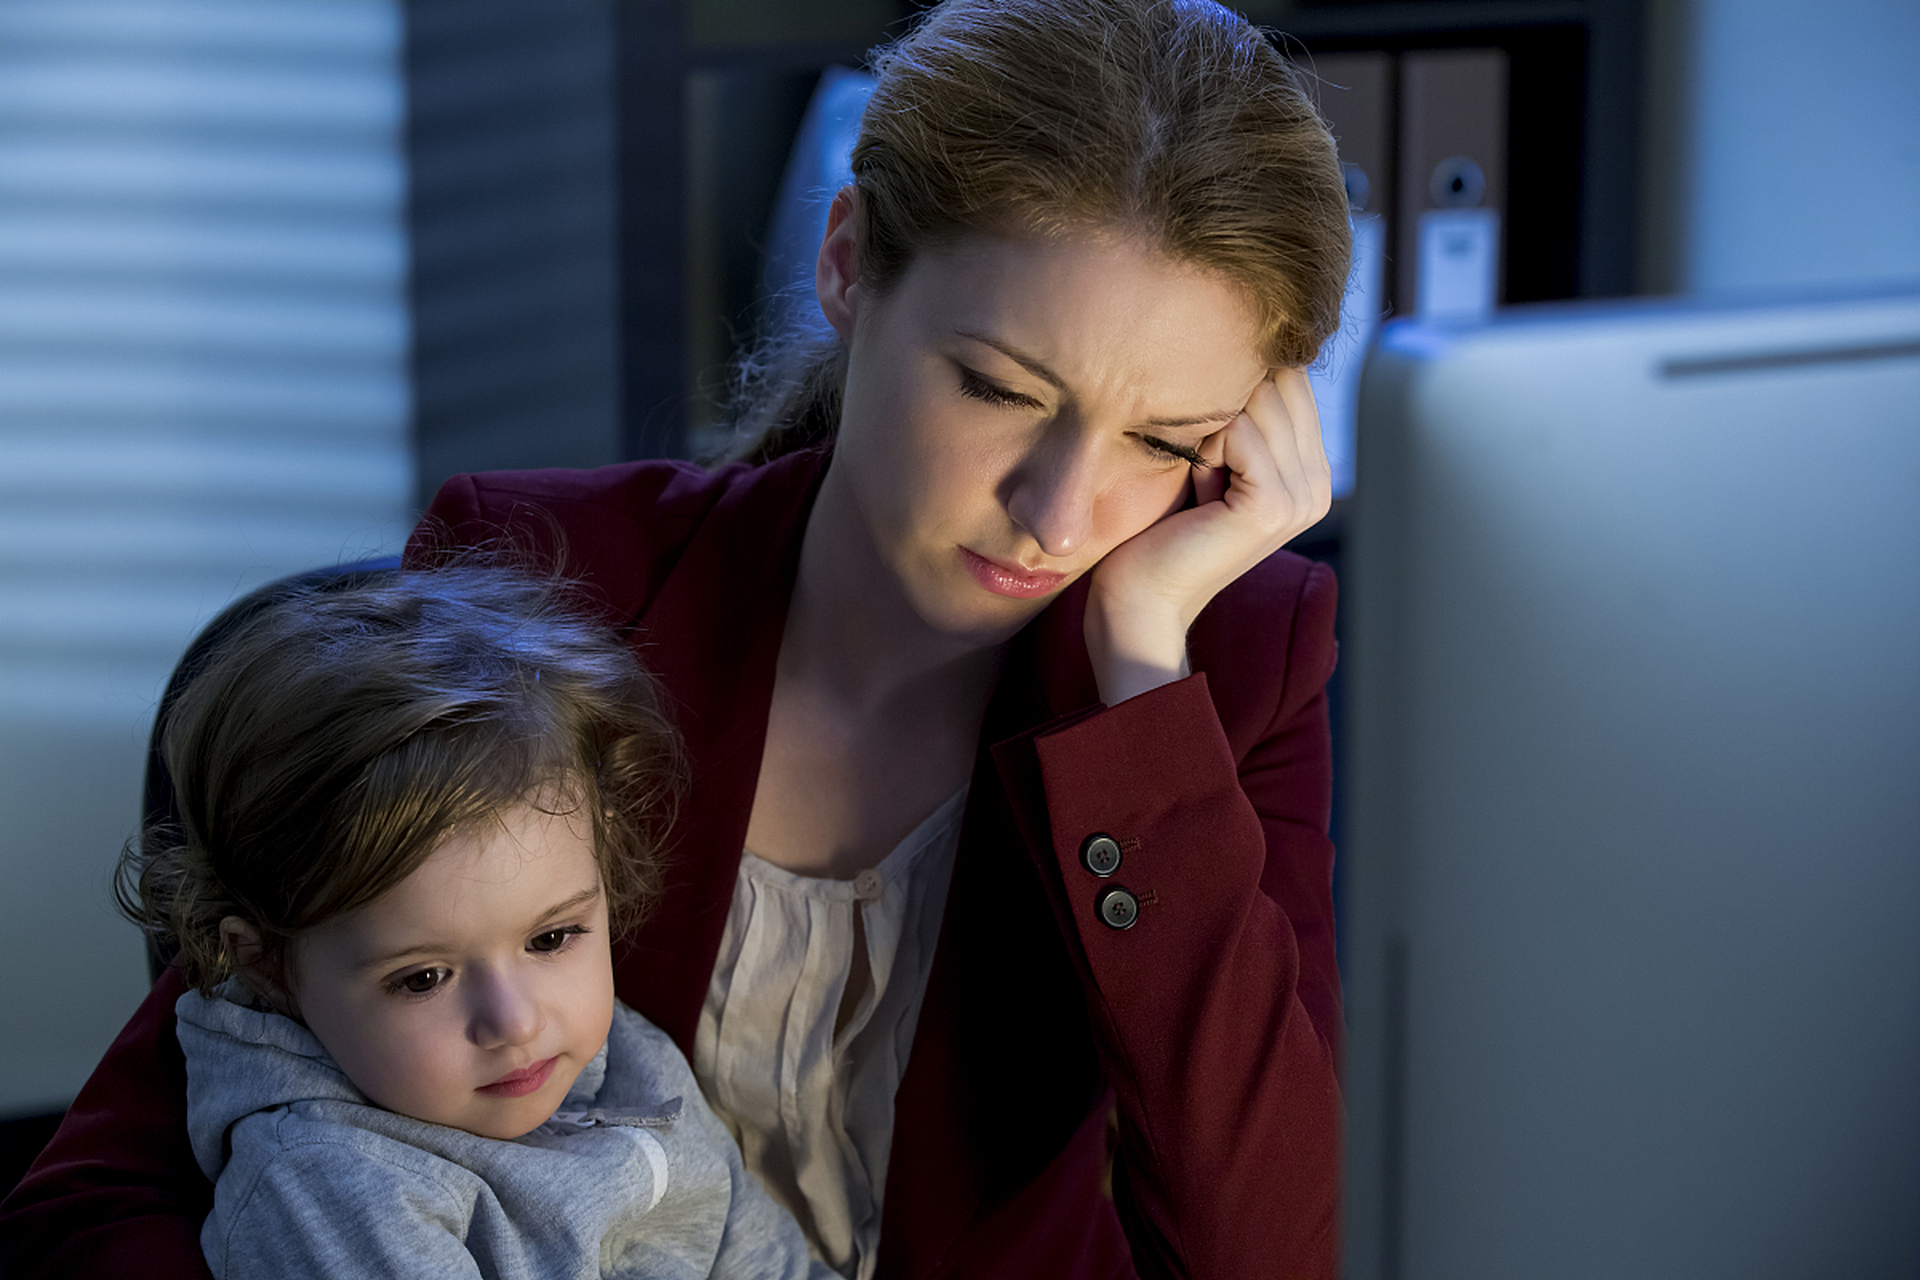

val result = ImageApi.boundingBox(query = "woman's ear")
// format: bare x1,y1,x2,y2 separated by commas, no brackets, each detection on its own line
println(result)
816,186,863,341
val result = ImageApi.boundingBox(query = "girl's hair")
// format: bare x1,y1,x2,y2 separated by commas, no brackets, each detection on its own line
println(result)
116,564,682,997
728,0,1351,462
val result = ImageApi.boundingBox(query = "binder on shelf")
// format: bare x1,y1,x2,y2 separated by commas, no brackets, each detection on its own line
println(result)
1417,207,1500,320
1309,212,1385,498
1312,51,1394,224
1398,48,1508,318
1306,51,1392,497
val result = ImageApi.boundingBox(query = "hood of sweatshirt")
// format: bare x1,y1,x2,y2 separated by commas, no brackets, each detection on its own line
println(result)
175,980,610,1180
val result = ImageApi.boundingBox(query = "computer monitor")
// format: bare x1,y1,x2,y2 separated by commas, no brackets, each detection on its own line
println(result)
1341,289,1920,1278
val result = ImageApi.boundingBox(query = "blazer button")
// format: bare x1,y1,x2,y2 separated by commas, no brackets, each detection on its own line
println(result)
1096,886,1139,930
1080,833,1123,878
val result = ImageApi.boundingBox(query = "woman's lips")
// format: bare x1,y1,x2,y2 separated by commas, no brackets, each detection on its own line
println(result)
959,548,1069,599
478,1056,557,1098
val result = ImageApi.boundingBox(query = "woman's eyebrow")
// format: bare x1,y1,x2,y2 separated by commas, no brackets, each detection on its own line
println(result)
1142,408,1241,429
955,329,1065,389
953,328,1241,429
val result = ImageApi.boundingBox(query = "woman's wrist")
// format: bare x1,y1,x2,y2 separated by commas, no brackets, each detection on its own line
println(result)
1084,582,1192,705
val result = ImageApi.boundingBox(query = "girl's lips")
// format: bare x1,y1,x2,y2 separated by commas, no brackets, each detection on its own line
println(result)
959,547,1069,599
477,1056,557,1098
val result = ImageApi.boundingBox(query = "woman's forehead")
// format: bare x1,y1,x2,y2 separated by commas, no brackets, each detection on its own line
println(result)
900,229,1268,393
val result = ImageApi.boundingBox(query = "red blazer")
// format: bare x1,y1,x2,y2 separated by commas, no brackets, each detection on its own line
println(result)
2,451,1342,1278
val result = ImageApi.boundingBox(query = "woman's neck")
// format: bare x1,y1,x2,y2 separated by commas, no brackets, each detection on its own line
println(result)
741,461,1004,878
783,462,1003,719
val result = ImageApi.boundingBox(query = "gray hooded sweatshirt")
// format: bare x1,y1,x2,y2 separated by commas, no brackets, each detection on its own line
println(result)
177,984,832,1280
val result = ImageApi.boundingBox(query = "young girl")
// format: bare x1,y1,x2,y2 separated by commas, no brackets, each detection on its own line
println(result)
117,566,832,1279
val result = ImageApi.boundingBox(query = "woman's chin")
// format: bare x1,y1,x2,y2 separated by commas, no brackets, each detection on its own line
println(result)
908,575,1066,650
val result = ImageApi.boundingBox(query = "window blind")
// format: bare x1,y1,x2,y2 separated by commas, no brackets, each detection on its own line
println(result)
0,0,412,1112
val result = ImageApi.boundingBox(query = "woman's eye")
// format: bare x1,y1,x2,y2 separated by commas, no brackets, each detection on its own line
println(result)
530,925,588,954
1136,434,1206,468
390,967,449,997
957,367,1040,410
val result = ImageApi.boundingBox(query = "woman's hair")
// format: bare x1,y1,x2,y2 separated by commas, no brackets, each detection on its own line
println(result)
728,0,1351,462
116,564,682,997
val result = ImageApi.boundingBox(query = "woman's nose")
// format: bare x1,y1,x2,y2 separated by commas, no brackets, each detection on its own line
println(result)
1004,422,1099,559
468,969,543,1049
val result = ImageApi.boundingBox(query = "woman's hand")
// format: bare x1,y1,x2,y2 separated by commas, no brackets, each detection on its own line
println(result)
1084,368,1332,705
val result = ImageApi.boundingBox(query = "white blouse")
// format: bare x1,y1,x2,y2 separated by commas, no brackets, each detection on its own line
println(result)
691,788,967,1280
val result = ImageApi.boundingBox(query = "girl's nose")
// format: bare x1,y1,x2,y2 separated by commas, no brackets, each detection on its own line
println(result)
1004,421,1099,559
468,969,543,1049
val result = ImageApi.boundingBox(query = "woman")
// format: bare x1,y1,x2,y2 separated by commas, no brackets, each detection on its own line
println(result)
1,0,1352,1275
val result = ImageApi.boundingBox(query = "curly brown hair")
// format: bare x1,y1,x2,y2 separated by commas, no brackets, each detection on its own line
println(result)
115,564,682,997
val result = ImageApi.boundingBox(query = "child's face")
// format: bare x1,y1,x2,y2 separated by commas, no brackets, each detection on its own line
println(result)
287,799,615,1140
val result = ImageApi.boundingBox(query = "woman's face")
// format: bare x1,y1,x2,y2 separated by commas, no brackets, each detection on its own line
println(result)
816,215,1269,646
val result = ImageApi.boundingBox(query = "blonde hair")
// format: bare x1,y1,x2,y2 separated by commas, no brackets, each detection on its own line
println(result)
731,0,1350,461
116,565,682,996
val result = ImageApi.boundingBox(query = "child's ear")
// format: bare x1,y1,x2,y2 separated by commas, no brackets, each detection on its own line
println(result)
219,916,292,1011
816,186,864,342
219,916,265,968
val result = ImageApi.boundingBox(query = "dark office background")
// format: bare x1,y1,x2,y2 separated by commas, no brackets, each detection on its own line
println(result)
3,1,1915,1269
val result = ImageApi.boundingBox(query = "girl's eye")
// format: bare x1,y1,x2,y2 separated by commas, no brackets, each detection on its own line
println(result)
530,924,589,955
957,367,1041,410
389,967,449,997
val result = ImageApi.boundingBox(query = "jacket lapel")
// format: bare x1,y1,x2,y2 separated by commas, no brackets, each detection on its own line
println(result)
611,451,826,1052
878,578,1107,1275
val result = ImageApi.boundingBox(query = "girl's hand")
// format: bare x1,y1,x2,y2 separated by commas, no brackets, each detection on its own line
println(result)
1084,367,1332,705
